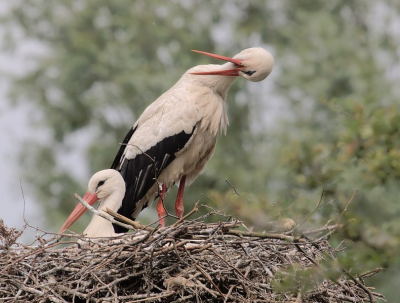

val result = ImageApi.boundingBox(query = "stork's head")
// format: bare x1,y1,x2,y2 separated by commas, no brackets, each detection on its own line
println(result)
85,169,125,201
191,47,274,82
59,169,125,233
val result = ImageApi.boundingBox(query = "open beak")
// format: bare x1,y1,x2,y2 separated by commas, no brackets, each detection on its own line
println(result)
191,50,244,76
58,192,99,233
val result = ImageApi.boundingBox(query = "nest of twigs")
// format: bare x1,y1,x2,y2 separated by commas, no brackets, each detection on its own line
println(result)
1,203,383,303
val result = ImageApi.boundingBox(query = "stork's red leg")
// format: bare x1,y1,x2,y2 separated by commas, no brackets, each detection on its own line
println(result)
156,184,167,227
175,175,186,219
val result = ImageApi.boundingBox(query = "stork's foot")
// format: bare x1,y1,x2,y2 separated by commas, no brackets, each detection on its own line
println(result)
175,198,184,219
156,199,166,227
156,184,167,227
175,175,186,219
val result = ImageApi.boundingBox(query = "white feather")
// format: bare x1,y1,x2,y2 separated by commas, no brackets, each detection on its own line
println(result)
83,170,125,237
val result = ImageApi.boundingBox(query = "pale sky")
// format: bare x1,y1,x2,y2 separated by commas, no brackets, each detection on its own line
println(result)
0,2,46,242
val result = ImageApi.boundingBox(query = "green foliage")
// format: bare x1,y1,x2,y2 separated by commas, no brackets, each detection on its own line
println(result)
2,0,400,300
272,265,327,296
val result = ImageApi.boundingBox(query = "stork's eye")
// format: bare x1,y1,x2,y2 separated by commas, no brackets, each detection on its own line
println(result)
97,180,106,187
243,70,256,76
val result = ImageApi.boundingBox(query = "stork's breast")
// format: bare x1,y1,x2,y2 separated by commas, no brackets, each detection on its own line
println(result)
178,126,218,185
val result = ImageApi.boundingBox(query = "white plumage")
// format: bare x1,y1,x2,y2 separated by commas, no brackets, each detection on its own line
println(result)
111,47,274,230
60,47,274,235
59,169,125,237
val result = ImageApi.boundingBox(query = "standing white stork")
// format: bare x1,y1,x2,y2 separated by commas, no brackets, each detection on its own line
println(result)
110,47,274,230
59,169,125,237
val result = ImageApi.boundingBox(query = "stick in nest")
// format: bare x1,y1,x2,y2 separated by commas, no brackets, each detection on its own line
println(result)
59,193,135,235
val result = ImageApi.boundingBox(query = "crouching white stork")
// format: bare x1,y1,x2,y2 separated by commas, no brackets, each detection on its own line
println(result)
59,169,125,237
111,47,274,230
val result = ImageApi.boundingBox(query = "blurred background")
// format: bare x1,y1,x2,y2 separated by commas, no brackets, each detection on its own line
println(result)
0,0,399,299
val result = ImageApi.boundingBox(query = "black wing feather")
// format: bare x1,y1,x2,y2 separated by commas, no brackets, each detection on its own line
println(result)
112,125,196,233
111,126,137,170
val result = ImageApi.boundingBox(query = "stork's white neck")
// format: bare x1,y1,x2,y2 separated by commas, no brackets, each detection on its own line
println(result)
82,193,122,238
186,63,238,100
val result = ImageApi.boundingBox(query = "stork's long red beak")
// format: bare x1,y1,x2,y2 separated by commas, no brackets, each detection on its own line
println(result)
58,192,99,233
191,50,244,76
